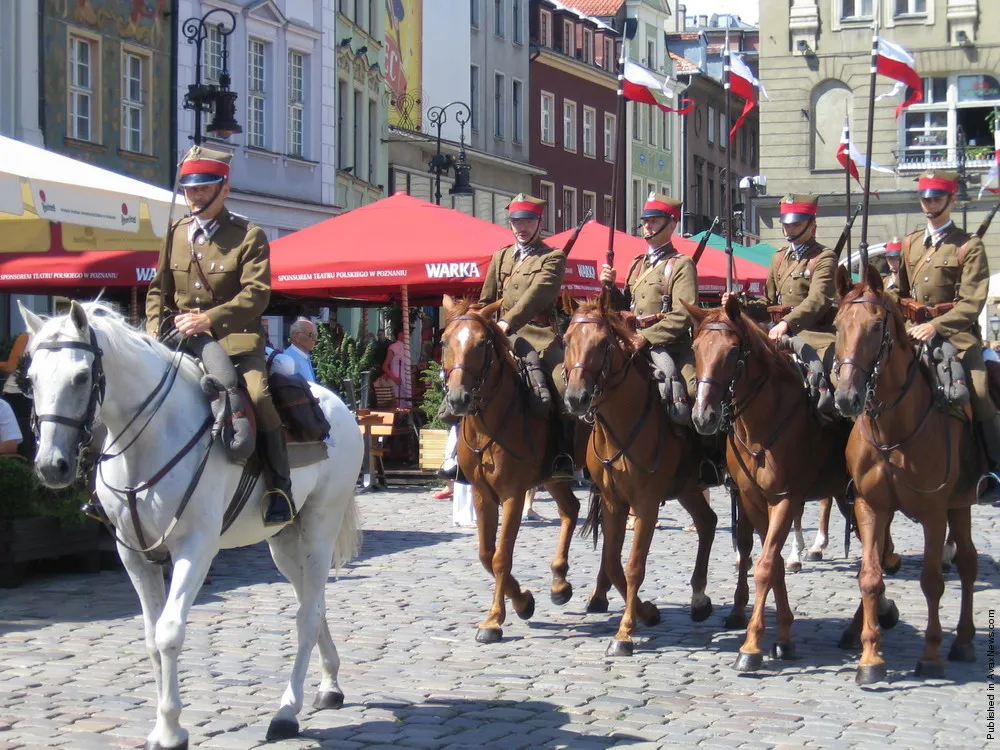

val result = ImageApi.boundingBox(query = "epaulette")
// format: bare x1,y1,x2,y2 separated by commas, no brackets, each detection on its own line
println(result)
228,212,251,227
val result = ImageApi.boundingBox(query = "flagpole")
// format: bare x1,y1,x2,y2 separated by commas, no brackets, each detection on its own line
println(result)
844,111,853,279
723,24,733,293
607,34,628,268
858,2,880,274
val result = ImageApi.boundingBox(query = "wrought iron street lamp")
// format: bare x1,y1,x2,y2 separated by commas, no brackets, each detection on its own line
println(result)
427,102,474,205
182,9,242,146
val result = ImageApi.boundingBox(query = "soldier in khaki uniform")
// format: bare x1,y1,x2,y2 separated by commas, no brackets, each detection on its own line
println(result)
882,237,902,293
599,193,697,424
145,146,293,526
479,194,574,479
897,170,1000,495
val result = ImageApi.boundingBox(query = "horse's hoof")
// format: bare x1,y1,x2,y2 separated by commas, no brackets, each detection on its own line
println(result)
606,639,634,657
586,597,609,614
948,641,976,663
640,604,661,627
550,583,573,606
733,651,764,672
915,660,946,679
690,598,713,623
515,592,535,620
805,550,824,562
884,555,902,576
144,741,188,750
313,690,344,710
855,663,888,685
787,560,802,574
476,627,503,644
265,716,300,741
724,612,748,630
838,630,862,650
941,560,953,574
878,600,900,630
770,641,797,660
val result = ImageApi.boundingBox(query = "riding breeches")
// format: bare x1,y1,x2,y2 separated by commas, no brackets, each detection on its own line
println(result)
512,334,566,400
649,345,696,398
795,330,837,387
233,352,283,432
960,344,997,422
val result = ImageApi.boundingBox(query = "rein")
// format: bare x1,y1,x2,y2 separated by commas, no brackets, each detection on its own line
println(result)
564,314,634,422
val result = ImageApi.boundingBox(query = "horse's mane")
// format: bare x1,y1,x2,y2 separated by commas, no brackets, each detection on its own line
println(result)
695,305,801,382
571,299,639,356
444,298,515,358
837,282,913,355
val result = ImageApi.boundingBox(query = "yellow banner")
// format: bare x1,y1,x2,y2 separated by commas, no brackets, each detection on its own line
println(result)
385,0,422,129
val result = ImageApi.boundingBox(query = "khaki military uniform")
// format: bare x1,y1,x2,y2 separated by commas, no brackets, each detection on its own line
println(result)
899,224,995,421
145,208,281,431
479,241,567,396
610,245,697,396
748,239,838,370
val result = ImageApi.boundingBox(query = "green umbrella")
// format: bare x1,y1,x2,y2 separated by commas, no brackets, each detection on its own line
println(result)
688,231,778,268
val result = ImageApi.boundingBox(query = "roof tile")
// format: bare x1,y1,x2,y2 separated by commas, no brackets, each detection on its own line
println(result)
559,0,623,16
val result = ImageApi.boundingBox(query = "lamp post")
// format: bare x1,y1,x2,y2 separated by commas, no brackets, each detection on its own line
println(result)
956,125,970,232
182,9,242,146
990,311,1000,343
427,102,474,205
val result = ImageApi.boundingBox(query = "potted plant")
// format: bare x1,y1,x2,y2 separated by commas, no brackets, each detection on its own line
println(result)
0,457,100,588
417,361,450,472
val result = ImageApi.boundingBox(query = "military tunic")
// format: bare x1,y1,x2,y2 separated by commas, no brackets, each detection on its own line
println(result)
748,239,838,369
898,224,995,421
145,208,281,431
610,246,698,395
480,241,566,395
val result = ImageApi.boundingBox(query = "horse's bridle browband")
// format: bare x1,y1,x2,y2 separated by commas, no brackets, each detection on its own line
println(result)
31,330,106,448
563,314,632,417
695,321,757,433
442,314,498,415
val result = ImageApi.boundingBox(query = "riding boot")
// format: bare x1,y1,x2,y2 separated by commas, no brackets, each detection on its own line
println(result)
932,338,970,408
978,414,1000,504
550,415,576,480
512,335,552,418
784,335,834,415
187,333,255,461
258,429,295,526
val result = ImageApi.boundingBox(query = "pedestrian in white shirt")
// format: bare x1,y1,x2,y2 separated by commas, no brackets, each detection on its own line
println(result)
286,318,318,383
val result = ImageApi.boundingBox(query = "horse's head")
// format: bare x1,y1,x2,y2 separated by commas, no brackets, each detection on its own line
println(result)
19,300,106,487
562,290,633,416
688,295,749,435
440,295,504,415
833,263,901,417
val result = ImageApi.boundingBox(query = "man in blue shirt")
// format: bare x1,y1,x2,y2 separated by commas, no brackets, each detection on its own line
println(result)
286,318,317,383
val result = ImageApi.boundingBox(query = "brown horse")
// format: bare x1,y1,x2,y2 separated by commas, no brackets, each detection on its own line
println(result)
688,296,878,672
440,296,581,644
833,264,978,684
562,293,753,657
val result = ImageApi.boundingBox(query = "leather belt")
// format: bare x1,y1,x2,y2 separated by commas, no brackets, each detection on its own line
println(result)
900,298,955,324
529,314,553,326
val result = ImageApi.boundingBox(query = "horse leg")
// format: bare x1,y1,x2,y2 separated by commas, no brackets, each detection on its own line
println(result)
145,539,216,750
942,520,958,573
914,511,948,678
787,507,805,573
724,503,754,630
882,515,902,575
676,485,718,623
118,546,167,730
807,497,832,561
767,499,800,662
477,492,530,642
946,505,977,663
607,501,659,657
854,498,889,685
544,480,581,606
594,496,630,612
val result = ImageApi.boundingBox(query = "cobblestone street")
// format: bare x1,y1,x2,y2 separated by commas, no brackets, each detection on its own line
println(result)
1,485,998,749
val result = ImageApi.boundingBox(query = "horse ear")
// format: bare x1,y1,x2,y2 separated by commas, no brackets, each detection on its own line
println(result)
835,264,853,299
69,300,89,333
481,299,503,320
561,289,578,315
598,287,611,316
865,262,884,294
724,293,742,322
682,300,709,325
17,300,44,335
442,295,455,316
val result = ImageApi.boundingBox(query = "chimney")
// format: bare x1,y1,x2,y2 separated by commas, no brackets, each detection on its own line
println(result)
698,14,708,28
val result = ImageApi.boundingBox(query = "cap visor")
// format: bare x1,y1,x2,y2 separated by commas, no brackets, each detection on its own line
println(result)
919,189,950,198
780,213,812,224
508,211,541,219
640,210,671,219
179,174,225,187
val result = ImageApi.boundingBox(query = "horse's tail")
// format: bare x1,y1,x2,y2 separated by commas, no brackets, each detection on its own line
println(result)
332,493,362,571
579,485,602,549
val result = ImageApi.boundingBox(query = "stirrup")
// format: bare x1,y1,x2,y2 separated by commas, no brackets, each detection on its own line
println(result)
81,497,109,524
262,488,295,527
551,454,575,481
976,472,1000,505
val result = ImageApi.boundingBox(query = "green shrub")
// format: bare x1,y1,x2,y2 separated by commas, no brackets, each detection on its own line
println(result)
419,361,447,429
0,457,88,525
313,325,374,404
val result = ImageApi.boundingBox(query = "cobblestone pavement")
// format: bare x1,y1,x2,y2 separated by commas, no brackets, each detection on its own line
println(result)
1,485,998,749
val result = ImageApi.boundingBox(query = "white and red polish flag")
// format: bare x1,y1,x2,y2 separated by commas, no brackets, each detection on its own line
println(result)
836,124,893,193
875,37,923,118
622,61,695,115
728,52,768,140
978,129,1000,199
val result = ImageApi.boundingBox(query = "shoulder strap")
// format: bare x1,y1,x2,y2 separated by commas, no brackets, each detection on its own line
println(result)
267,349,279,369
958,237,974,266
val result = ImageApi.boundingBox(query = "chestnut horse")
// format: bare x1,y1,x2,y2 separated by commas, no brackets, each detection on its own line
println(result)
562,294,754,657
440,296,581,644
833,265,978,684
688,296,879,672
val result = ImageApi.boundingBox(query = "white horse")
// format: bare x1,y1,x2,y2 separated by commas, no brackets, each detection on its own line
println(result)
19,300,363,750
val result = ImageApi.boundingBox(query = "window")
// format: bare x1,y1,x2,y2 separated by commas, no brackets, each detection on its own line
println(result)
603,195,613,225
368,98,377,180
287,51,305,157
69,36,94,141
540,92,554,144
901,74,1000,170
632,103,641,140
354,0,363,28
582,29,593,64
810,80,851,170
707,105,715,144
470,65,480,130
720,111,728,149
471,0,479,29
202,26,224,83
563,20,574,55
337,79,349,167
247,39,267,148
353,89,363,173
582,191,596,222
707,172,715,216
539,181,555,233
121,50,145,152
604,38,615,71
539,9,551,47
604,112,616,161
512,79,523,143
663,110,672,152
494,72,505,138
583,106,596,157
647,104,655,146
562,187,577,231
369,0,377,33
841,0,873,20
631,178,642,233
512,0,522,44
894,0,926,16
647,39,656,70
494,0,504,38
563,99,577,152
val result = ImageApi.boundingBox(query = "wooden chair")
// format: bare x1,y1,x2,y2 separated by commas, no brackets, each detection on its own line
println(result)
356,409,396,490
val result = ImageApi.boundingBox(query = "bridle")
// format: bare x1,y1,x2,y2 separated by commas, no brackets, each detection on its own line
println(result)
694,321,756,434
562,314,628,419
832,295,905,419
441,314,497,415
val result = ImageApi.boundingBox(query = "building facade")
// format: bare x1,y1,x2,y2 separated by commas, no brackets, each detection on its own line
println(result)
757,0,1000,260
175,0,341,239
529,0,623,235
